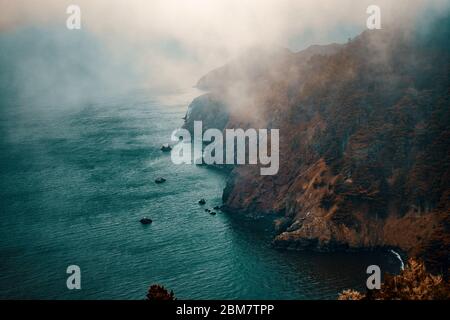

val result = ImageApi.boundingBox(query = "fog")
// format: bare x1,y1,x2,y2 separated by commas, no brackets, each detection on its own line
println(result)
0,0,449,103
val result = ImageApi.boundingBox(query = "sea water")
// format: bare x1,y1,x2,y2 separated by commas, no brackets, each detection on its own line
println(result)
0,87,400,299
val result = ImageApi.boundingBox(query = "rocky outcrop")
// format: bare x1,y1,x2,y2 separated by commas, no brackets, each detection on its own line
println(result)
183,93,229,134
183,18,450,271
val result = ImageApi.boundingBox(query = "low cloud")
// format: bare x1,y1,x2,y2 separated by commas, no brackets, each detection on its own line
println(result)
0,0,448,92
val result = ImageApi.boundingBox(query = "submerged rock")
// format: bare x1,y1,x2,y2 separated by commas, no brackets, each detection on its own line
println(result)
140,217,153,225
210,211,216,215
160,144,172,152
155,177,166,184
198,199,206,205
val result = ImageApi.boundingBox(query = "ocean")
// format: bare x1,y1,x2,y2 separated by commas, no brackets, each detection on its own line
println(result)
0,87,400,299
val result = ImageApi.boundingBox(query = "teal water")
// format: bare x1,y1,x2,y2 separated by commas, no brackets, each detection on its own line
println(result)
0,88,400,299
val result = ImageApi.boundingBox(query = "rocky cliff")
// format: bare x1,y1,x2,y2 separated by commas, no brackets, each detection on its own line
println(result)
183,19,450,272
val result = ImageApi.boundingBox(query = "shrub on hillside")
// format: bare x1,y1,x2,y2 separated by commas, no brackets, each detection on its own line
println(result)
338,259,450,300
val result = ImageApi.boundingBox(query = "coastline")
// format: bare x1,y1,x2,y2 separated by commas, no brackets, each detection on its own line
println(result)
179,22,450,274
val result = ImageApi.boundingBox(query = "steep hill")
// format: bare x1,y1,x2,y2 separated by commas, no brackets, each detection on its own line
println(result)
183,19,450,272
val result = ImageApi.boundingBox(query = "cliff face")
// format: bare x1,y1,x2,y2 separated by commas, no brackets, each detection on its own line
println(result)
183,93,229,133
183,21,450,270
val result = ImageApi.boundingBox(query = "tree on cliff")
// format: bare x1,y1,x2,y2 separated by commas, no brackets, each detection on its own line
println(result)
338,259,450,300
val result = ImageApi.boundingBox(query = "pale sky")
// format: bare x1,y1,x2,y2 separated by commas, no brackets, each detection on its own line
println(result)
0,0,448,92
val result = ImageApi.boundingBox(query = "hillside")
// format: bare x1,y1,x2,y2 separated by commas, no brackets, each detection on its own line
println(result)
183,19,450,273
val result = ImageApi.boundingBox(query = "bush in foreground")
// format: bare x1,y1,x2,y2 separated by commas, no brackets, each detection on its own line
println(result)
146,284,176,301
338,259,450,300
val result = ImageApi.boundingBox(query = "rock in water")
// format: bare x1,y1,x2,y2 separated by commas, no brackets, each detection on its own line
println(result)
161,144,172,152
198,199,206,205
155,177,166,184
140,217,153,225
